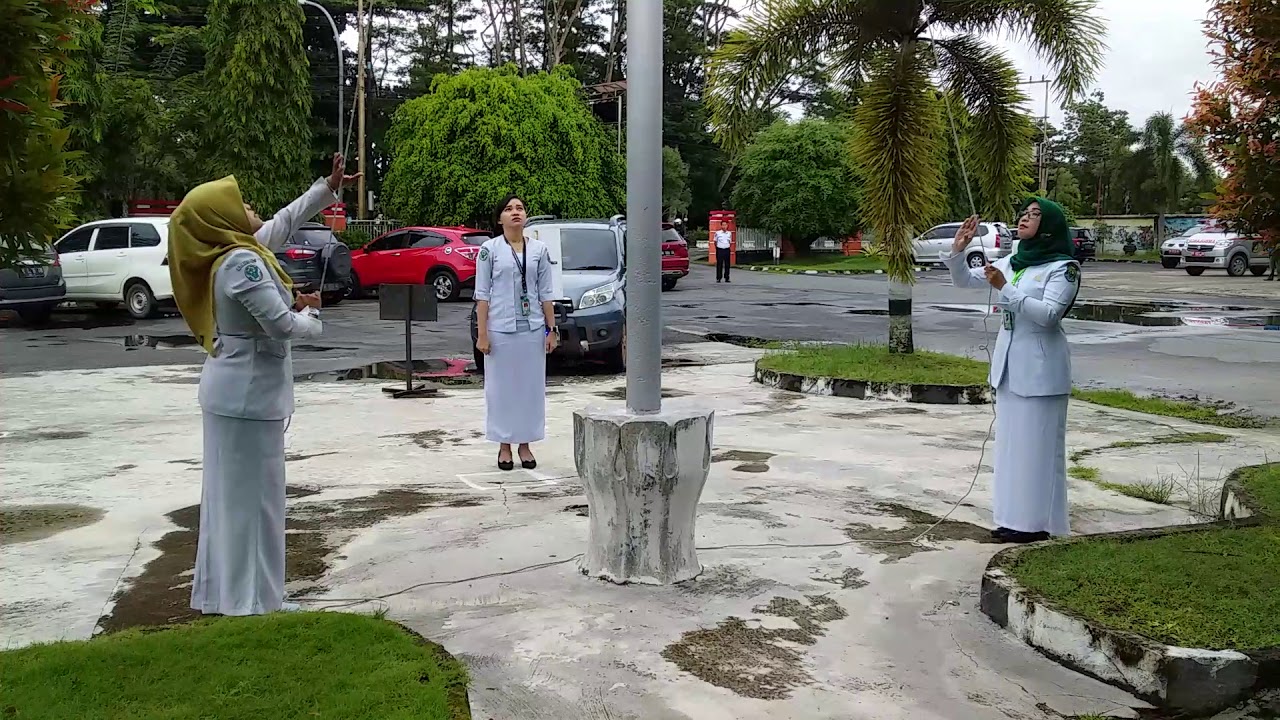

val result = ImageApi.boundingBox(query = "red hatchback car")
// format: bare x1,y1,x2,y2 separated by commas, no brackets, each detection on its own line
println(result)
349,225,490,301
661,223,690,290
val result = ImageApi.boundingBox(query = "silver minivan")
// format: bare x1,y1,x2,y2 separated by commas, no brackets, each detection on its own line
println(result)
1182,230,1271,277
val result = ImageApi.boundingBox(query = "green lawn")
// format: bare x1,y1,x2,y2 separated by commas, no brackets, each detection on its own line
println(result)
0,612,469,720
1071,388,1272,429
762,254,887,272
1011,462,1280,651
1239,462,1280,516
757,343,989,385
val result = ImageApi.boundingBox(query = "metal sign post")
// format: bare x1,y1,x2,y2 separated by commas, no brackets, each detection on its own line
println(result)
377,283,439,399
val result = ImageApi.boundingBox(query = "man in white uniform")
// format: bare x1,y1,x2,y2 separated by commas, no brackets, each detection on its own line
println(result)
714,222,733,283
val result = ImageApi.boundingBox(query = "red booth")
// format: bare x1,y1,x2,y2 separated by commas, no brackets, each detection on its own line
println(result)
707,209,737,266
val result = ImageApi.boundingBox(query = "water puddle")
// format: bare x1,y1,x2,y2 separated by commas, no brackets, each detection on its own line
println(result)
845,309,888,316
122,334,200,350
1065,301,1280,329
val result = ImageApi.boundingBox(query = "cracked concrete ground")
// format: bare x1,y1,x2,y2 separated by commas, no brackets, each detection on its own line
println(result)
3,343,1278,719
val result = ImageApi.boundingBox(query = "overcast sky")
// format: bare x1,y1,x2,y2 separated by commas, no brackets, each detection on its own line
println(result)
1001,0,1216,127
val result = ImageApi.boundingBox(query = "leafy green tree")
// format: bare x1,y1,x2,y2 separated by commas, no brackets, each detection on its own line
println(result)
707,0,1104,353
382,65,624,226
200,0,313,212
1048,167,1086,220
730,119,860,252
1,0,93,267
1135,112,1212,243
1060,91,1137,215
662,146,692,218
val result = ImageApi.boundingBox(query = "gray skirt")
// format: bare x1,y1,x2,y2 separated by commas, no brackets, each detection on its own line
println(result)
484,328,547,444
190,412,287,615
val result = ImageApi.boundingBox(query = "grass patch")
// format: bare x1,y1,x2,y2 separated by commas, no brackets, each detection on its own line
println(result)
0,612,469,720
1069,431,1231,463
1238,462,1280,516
1010,524,1280,650
1097,477,1176,505
757,343,989,385
1072,388,1271,429
766,254,887,272
1068,465,1098,481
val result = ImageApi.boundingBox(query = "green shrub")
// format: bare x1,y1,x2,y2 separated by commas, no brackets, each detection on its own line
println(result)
337,229,370,249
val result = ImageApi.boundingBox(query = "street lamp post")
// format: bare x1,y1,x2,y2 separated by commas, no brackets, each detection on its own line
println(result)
297,0,342,154
623,0,662,414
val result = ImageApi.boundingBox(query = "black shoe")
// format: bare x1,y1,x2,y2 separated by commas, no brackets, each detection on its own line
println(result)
991,527,1011,539
498,452,514,471
519,449,537,470
996,529,1050,544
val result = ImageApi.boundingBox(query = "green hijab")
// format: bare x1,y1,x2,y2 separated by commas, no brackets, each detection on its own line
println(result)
1010,196,1076,272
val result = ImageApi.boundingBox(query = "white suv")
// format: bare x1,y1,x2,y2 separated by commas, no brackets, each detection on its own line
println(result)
912,221,1013,267
1182,230,1271,277
53,218,173,318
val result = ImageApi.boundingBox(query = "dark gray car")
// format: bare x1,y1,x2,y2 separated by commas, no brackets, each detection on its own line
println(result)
0,248,67,324
274,222,353,306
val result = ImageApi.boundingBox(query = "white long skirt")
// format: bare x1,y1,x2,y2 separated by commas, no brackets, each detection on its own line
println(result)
190,412,287,615
993,383,1071,536
484,328,547,444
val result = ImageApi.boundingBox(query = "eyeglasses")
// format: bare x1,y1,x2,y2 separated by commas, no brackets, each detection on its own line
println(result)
1019,210,1042,221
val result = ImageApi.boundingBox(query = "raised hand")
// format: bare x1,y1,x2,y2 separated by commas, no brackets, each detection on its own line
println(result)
952,215,980,254
327,153,362,193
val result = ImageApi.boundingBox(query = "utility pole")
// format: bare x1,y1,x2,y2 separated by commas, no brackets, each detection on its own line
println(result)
356,0,368,219
1018,75,1052,195
624,0,661,414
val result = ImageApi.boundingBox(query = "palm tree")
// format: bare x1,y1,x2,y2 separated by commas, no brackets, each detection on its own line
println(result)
706,0,1107,353
1137,112,1213,245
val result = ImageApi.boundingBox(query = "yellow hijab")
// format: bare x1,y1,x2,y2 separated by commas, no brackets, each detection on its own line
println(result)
167,176,294,353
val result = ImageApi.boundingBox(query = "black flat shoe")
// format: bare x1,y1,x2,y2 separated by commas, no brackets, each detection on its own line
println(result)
991,527,1011,539
518,450,536,470
997,529,1050,544
498,453,514,471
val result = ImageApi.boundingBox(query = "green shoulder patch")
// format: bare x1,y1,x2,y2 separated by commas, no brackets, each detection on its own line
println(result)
243,262,263,283
1064,263,1080,284
478,246,489,262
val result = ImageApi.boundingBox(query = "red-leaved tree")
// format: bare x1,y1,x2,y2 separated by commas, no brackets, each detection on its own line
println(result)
1188,0,1280,253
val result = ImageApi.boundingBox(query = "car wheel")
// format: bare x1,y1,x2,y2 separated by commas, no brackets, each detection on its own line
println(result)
472,344,485,374
966,253,986,269
662,277,677,291
16,305,54,325
1161,257,1179,269
604,328,626,373
429,269,460,302
1227,253,1249,277
345,271,364,299
1185,267,1206,276
125,281,156,319
1250,266,1267,277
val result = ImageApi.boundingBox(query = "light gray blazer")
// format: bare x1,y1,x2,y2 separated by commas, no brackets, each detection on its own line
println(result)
942,251,1080,397
197,179,338,420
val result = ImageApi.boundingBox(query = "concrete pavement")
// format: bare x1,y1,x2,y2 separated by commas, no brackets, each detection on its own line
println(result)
4,346,1277,718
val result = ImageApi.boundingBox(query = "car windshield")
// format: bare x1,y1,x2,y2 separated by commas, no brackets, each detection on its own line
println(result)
1176,224,1207,238
294,228,335,246
662,228,685,244
561,228,619,271
461,233,489,246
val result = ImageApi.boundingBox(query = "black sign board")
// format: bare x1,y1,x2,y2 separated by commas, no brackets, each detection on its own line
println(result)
377,284,439,398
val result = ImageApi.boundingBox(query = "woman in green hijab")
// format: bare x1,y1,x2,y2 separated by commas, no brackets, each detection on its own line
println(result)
944,198,1082,544
170,154,358,616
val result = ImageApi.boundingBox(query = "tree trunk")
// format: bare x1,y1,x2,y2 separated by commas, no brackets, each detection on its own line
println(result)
604,0,623,82
887,278,913,354
1155,210,1165,248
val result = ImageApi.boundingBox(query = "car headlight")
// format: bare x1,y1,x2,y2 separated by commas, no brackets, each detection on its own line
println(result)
578,282,616,310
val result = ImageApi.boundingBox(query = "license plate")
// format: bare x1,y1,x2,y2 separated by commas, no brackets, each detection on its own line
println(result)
18,266,45,279
1191,251,1205,256
322,282,345,292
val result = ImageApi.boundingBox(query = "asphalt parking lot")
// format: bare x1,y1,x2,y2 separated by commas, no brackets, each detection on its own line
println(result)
1,261,1277,411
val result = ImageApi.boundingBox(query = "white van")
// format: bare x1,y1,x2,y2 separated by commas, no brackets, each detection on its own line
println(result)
53,218,173,318
1181,230,1271,277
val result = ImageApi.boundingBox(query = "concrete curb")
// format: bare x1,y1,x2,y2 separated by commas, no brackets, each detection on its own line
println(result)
981,477,1276,717
1092,257,1161,264
1218,464,1272,522
753,361,992,405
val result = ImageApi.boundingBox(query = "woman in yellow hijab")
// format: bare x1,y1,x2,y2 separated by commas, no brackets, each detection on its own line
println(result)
169,154,358,616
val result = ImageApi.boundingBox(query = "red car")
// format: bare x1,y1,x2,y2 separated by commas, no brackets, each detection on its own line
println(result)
349,225,490,301
661,223,690,290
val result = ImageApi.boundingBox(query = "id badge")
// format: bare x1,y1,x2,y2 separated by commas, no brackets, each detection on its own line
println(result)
1002,311,1014,331
520,294,532,317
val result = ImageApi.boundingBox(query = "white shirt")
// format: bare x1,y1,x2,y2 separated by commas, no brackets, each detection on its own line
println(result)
714,230,732,249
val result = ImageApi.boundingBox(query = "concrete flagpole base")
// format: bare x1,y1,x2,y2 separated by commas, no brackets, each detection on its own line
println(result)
573,405,714,585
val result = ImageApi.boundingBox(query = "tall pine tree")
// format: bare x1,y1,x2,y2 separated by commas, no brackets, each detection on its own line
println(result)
201,0,313,212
